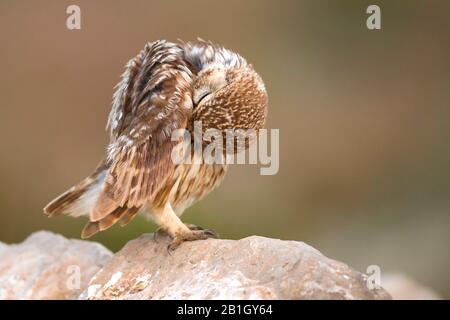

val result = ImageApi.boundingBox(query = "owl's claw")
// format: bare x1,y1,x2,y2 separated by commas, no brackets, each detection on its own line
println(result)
185,224,219,239
167,228,219,252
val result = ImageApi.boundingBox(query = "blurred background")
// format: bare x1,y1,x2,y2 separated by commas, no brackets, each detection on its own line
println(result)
0,0,449,297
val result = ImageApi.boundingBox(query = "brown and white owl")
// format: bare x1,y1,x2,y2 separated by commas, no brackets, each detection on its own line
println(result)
44,39,268,250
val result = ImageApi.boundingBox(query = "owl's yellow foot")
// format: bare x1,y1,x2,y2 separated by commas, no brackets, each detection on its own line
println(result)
167,228,218,252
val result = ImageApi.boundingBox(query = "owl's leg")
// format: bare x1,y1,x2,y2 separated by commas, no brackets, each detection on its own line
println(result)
151,203,217,251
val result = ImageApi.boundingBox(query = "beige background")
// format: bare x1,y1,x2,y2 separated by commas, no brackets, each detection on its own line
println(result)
0,1,449,297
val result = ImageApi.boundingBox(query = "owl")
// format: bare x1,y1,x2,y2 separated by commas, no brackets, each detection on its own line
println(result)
44,40,268,250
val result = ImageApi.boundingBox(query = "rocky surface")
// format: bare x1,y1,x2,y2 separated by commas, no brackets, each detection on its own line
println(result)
0,242,6,253
0,231,113,299
79,233,390,300
0,231,393,300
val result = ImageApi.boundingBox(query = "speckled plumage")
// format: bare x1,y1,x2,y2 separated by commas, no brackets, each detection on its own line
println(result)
44,40,268,247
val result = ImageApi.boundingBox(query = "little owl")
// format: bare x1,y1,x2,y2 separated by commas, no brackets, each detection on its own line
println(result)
44,40,268,250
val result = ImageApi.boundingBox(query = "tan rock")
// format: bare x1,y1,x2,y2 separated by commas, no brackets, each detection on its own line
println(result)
80,234,391,300
0,231,113,299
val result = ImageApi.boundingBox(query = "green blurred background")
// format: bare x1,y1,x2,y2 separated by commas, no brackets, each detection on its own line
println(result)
0,1,449,297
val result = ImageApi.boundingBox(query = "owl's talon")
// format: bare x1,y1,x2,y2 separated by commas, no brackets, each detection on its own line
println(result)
167,238,183,253
201,229,219,238
184,224,220,238
167,229,219,252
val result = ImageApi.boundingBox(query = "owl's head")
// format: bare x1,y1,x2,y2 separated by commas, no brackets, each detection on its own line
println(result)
184,41,268,136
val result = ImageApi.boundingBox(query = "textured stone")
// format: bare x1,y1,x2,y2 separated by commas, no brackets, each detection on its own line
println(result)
0,231,113,299
79,233,391,300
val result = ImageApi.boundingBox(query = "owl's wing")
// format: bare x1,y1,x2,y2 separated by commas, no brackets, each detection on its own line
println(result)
90,41,194,223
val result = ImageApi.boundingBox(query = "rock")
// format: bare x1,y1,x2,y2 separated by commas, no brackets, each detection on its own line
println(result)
1,231,393,300
0,231,113,299
0,242,6,253
382,273,441,300
80,233,391,300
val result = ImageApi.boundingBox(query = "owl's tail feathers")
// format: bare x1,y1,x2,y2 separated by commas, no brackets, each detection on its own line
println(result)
44,159,142,238
43,161,107,218
44,185,86,217
81,206,140,239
